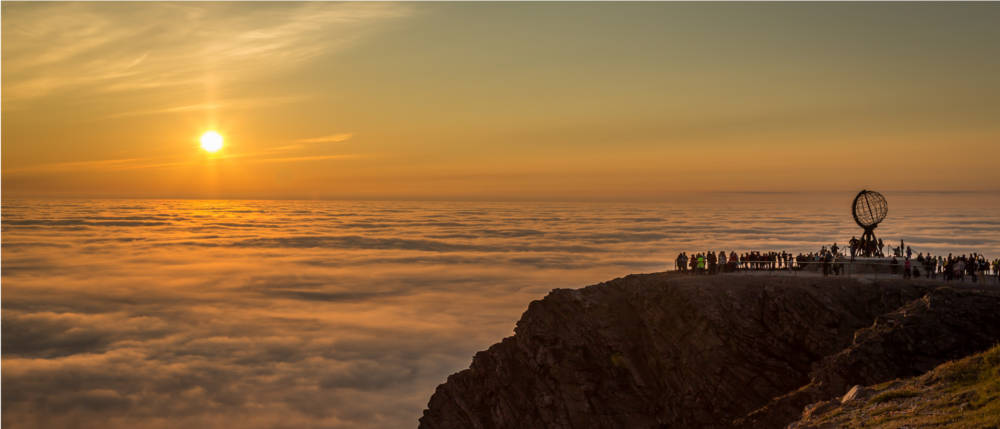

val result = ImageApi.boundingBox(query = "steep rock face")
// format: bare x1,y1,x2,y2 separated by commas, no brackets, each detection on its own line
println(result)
419,274,936,429
740,286,1000,428
787,344,1000,428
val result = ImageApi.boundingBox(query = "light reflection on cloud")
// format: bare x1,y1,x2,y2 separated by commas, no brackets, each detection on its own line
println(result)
2,193,998,428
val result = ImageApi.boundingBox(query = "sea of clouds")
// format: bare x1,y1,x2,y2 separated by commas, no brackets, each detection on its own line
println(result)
3,193,998,428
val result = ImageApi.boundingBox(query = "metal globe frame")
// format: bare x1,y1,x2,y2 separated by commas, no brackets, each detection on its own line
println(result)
851,190,888,257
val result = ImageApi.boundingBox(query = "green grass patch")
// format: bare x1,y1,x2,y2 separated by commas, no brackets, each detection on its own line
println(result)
982,344,1000,368
869,389,920,404
938,344,1000,388
942,364,982,385
804,346,1000,428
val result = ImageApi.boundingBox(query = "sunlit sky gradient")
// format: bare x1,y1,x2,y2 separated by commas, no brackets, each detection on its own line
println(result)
3,2,999,200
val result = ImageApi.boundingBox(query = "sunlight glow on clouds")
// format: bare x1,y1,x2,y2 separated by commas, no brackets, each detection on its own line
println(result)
3,3,998,199
2,195,999,428
2,3,409,104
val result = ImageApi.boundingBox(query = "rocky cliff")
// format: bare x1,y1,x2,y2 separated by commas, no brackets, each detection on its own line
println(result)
788,344,1000,428
419,273,1000,429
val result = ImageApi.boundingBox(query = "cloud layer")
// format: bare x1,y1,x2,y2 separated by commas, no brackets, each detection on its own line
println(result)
2,194,999,428
2,3,407,104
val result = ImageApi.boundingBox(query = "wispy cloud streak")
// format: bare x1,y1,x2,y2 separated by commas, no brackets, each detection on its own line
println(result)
5,153,360,174
2,3,409,105
104,96,309,119
294,133,354,144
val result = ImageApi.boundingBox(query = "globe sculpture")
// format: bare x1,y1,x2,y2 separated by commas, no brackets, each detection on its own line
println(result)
851,190,888,257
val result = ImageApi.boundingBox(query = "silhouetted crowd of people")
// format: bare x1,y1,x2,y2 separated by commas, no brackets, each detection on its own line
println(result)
795,245,846,276
675,250,807,274
848,235,884,258
891,252,999,283
845,236,927,261
674,243,1000,283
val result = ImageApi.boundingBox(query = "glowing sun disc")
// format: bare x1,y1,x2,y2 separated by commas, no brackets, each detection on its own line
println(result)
200,131,223,152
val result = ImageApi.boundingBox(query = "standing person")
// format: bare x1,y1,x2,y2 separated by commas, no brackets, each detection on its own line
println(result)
849,237,858,261
697,253,706,274
904,258,911,279
730,251,739,272
878,238,885,257
906,246,913,260
676,252,688,272
831,243,839,257
718,251,728,273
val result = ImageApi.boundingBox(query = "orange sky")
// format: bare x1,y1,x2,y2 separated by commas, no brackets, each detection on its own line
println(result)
3,2,999,200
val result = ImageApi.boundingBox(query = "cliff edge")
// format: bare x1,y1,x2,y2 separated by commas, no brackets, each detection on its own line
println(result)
787,344,1000,428
419,273,1000,429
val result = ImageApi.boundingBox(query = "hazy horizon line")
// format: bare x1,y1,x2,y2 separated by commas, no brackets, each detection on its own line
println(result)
3,189,999,205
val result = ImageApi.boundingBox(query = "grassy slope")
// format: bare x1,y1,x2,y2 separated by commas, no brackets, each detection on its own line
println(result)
800,344,1000,428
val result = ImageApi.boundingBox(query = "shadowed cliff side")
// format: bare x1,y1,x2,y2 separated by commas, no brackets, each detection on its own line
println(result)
418,274,966,429
787,344,1000,428
739,286,1000,428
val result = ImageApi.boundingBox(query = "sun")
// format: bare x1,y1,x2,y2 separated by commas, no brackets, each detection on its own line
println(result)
200,131,224,152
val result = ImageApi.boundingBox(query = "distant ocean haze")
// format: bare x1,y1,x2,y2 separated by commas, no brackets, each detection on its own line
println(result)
2,193,998,429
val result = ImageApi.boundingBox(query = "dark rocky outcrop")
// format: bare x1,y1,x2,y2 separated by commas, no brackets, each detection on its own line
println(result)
739,285,1000,428
787,344,1000,428
419,274,1000,429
